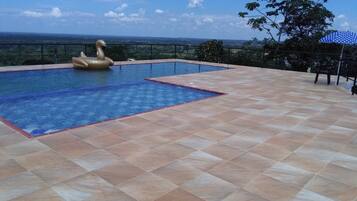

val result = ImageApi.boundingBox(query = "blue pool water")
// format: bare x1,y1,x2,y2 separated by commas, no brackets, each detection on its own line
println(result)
0,62,225,136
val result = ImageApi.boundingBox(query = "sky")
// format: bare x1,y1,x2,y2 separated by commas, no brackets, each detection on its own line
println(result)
0,0,357,40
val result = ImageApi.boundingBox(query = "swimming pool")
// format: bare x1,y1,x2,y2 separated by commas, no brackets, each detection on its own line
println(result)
0,62,226,137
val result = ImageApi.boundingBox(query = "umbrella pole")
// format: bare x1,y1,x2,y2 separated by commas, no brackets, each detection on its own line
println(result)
336,45,345,85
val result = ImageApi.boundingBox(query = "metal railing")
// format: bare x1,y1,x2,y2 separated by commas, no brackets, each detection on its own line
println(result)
0,42,346,72
0,43,200,67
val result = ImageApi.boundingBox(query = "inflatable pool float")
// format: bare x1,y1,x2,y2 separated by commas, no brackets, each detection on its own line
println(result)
72,40,114,70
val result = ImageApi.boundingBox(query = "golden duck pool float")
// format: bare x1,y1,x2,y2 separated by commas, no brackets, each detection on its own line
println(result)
72,40,114,70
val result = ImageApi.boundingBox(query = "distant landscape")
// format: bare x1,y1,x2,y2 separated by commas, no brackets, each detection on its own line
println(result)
0,32,247,47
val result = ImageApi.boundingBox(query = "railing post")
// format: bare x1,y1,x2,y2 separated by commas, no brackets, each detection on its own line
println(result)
40,44,44,63
174,45,177,59
54,48,58,64
150,44,153,60
18,44,22,65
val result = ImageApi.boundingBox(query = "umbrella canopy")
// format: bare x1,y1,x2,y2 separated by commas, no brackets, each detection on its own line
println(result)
320,31,357,85
320,31,357,45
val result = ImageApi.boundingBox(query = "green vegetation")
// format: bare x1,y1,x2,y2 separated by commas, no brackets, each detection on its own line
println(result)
238,0,340,72
196,40,224,63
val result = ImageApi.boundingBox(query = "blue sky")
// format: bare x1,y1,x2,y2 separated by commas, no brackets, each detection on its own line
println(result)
0,0,356,40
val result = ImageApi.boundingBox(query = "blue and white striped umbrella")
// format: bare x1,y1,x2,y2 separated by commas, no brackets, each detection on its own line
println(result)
320,31,357,85
320,31,357,45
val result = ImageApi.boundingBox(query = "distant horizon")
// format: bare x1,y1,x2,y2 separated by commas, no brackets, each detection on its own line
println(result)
0,31,249,42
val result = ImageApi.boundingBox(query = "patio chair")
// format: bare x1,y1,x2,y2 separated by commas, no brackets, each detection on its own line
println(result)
313,58,337,85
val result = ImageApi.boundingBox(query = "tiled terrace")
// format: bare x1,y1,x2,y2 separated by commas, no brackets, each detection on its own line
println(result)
0,59,357,201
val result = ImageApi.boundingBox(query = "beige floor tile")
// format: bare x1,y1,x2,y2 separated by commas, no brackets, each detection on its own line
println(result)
181,172,236,201
126,149,176,171
0,133,28,148
106,141,148,159
31,159,87,185
244,175,301,201
294,145,338,163
305,176,357,201
222,135,259,150
318,164,357,187
177,135,216,150
342,145,357,157
194,128,232,142
53,173,135,201
73,150,121,171
152,143,195,159
231,152,275,172
265,136,303,151
0,159,26,181
38,132,80,147
331,152,357,171
291,189,335,201
0,149,10,161
10,188,65,201
282,153,326,173
133,135,171,148
15,150,68,170
239,127,279,143
67,125,111,139
208,161,260,187
83,133,126,148
3,140,50,157
157,130,191,141
120,116,152,127
152,161,202,185
222,189,269,201
0,124,19,137
94,160,145,186
155,188,204,201
203,143,245,160
210,111,245,122
210,122,246,135
0,171,47,201
180,151,222,171
263,162,314,187
49,140,97,159
119,172,177,201
250,143,291,161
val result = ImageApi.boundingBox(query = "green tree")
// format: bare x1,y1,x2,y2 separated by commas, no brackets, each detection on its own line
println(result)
239,0,334,43
196,40,224,63
239,0,335,71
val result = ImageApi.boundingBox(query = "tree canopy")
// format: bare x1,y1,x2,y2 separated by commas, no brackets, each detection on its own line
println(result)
239,0,334,43
196,40,224,63
239,0,335,72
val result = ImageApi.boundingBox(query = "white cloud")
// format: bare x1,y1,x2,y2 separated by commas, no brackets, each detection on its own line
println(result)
188,0,204,8
335,14,352,31
23,7,62,18
155,9,164,14
23,10,43,17
104,8,146,22
170,18,178,22
104,11,124,18
341,21,350,30
337,14,346,19
202,16,213,23
50,7,62,17
68,11,96,17
116,3,128,12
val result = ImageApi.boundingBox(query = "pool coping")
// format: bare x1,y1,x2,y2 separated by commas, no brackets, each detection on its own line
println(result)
0,59,229,138
0,59,239,72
